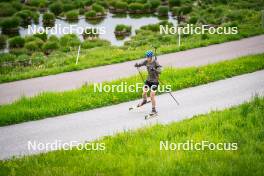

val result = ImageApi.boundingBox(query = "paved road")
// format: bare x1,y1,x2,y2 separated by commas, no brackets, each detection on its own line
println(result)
0,70,263,160
0,35,264,105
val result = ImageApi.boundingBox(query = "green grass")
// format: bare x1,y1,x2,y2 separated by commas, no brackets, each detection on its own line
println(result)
1,96,264,175
0,53,264,126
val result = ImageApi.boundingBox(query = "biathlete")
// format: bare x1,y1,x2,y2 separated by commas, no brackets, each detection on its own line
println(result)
134,50,162,116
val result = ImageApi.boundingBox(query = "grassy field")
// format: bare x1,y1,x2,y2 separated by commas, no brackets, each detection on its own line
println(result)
0,0,263,83
0,96,263,175
0,53,263,126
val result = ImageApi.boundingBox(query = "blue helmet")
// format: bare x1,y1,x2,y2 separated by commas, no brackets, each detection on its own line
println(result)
145,50,153,58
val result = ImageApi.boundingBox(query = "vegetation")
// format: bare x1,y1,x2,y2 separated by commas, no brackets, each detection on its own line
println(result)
109,1,128,13
48,2,63,16
15,9,39,26
138,20,173,32
149,0,161,10
128,3,145,13
84,3,105,19
0,16,20,35
42,41,59,55
24,40,43,54
0,35,7,49
42,12,55,27
8,36,25,49
0,2,18,17
63,3,75,12
114,24,132,36
1,96,264,175
32,33,46,43
85,10,97,19
0,53,263,126
92,3,105,14
65,10,79,21
82,28,100,39
158,5,169,16
0,0,264,82
81,39,110,49
169,0,181,7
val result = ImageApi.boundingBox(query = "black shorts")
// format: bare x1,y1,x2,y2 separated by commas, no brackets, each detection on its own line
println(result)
144,80,159,91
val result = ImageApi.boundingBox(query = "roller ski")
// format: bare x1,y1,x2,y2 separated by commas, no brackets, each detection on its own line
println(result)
129,99,150,111
145,108,158,119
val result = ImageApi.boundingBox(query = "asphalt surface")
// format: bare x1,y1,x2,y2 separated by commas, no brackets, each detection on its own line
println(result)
0,35,264,105
0,70,263,160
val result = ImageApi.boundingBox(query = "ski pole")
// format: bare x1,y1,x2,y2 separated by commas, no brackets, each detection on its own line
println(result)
153,47,180,106
136,67,145,83
159,79,180,105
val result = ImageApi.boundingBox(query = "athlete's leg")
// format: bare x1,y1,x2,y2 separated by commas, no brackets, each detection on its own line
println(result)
142,86,148,100
138,86,148,107
150,90,156,112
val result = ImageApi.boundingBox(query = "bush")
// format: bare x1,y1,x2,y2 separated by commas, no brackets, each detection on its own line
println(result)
63,3,75,12
8,36,25,48
179,5,192,15
96,0,108,8
49,2,63,16
12,1,23,10
27,0,41,7
114,1,128,10
48,35,59,42
81,39,110,49
140,20,173,32
16,54,29,62
39,1,48,9
24,36,39,43
42,41,59,54
227,10,243,22
169,0,181,7
115,24,132,33
84,0,95,6
0,35,7,49
189,16,198,24
66,10,79,21
33,33,47,41
128,3,144,11
201,34,209,40
25,41,43,54
0,3,17,17
42,12,55,27
60,34,81,49
140,24,159,32
158,6,168,16
149,0,160,10
92,3,105,13
0,53,16,63
79,8,85,15
143,3,151,11
0,17,20,30
15,10,39,25
85,10,97,18
171,6,180,15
